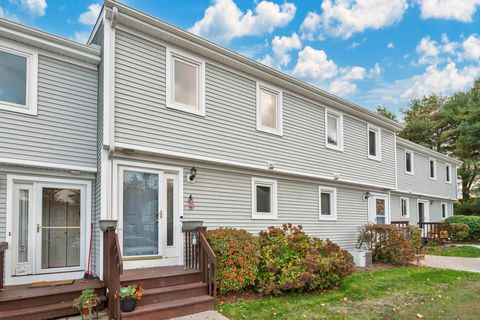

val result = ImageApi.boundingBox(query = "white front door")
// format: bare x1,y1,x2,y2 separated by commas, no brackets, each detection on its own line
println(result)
368,194,389,224
117,165,182,268
8,176,90,282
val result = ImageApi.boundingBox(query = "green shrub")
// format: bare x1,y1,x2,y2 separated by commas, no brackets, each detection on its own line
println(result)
450,223,470,241
446,215,480,239
256,224,354,295
357,224,422,266
454,199,480,216
207,228,260,294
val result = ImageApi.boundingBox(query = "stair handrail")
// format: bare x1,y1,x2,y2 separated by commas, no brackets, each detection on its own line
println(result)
197,227,217,298
100,220,123,320
0,242,8,290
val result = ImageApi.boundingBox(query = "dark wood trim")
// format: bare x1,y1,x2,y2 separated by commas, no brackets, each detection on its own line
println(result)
0,242,8,291
102,224,123,319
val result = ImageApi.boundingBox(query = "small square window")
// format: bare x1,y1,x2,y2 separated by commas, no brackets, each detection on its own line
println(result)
0,40,38,115
441,202,447,219
166,49,205,116
256,83,282,135
252,178,277,219
367,125,381,161
401,197,409,218
405,150,414,174
319,187,337,220
429,158,437,180
445,164,451,183
325,109,343,151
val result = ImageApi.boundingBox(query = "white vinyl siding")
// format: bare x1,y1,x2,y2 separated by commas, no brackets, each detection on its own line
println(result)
251,178,277,220
256,83,282,135
325,109,343,151
319,187,337,220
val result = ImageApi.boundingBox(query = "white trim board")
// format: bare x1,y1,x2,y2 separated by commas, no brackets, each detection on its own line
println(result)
0,158,97,173
393,189,457,201
115,142,397,191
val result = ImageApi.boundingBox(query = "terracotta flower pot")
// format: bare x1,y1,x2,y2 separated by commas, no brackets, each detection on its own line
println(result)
120,297,138,313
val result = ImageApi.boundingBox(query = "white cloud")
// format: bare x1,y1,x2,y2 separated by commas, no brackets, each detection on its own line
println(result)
401,63,480,98
387,42,395,49
269,33,301,67
259,54,274,67
301,0,408,39
0,6,19,21
189,0,296,43
416,36,440,64
72,31,90,44
19,0,47,17
416,0,480,22
462,34,480,61
78,3,101,26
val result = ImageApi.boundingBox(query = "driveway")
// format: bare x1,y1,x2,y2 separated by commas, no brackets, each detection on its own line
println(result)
424,255,480,273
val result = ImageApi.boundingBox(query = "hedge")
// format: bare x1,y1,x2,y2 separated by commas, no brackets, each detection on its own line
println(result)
446,215,480,239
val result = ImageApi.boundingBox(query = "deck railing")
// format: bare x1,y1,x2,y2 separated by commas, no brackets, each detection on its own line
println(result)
100,221,123,320
391,221,410,228
183,226,217,297
418,222,451,240
0,242,7,290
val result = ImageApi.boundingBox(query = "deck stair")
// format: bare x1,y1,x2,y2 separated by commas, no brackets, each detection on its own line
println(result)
119,266,215,319
0,278,105,320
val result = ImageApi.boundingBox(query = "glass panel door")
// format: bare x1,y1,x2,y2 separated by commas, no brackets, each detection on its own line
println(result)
375,198,386,224
122,169,164,257
12,184,34,276
418,202,425,223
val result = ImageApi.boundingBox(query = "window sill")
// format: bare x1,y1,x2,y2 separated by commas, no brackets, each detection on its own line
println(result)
252,214,278,220
325,144,343,152
256,126,283,137
429,177,437,181
166,102,205,117
0,102,37,116
319,216,337,221
405,171,414,175
368,155,382,162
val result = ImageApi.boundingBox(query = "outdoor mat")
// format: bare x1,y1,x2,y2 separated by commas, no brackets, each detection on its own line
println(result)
29,280,74,288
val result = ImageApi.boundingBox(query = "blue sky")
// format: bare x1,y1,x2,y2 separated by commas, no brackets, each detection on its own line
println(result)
1,0,479,115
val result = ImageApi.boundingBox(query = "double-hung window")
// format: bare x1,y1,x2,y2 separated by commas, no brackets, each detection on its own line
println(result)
441,202,448,219
251,178,277,219
325,109,343,151
0,40,38,115
166,48,205,116
445,163,451,183
400,197,409,218
405,150,414,174
367,124,381,161
319,187,337,220
256,83,282,135
429,158,437,180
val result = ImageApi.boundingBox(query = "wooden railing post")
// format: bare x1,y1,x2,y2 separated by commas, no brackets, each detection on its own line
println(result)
0,242,8,291
100,220,123,320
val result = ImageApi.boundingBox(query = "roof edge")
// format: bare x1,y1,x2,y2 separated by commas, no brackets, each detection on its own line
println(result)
396,137,463,165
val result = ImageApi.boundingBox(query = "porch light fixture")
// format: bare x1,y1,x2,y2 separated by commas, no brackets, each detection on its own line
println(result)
188,166,197,182
364,191,371,200
430,200,434,205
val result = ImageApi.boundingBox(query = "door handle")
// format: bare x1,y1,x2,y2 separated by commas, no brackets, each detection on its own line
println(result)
36,224,42,233
159,210,163,219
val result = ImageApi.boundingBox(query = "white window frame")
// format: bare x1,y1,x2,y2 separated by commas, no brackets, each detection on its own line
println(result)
166,47,205,116
0,39,38,115
429,158,437,180
367,124,382,161
318,186,337,221
325,108,343,151
400,197,410,218
445,163,452,184
405,150,414,175
251,178,278,220
441,202,448,219
256,82,283,136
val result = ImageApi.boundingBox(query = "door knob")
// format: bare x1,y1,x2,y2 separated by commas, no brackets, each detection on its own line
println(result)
159,210,163,219
36,224,42,233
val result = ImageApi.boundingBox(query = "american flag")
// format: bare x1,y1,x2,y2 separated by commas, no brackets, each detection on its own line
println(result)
186,195,195,208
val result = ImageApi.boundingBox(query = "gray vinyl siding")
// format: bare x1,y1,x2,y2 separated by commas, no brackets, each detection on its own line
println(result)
0,173,6,241
397,146,457,199
391,193,453,224
113,29,396,189
0,51,98,168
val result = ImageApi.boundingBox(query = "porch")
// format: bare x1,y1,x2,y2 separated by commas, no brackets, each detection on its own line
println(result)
391,221,452,241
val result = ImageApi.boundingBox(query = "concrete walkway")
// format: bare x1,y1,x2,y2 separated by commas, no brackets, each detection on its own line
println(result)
424,255,480,273
62,310,229,320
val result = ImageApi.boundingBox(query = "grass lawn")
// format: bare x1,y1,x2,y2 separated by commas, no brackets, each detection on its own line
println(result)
217,267,480,320
426,245,480,258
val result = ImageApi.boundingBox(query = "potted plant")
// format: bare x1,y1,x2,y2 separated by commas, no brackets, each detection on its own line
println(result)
73,289,101,320
118,284,143,312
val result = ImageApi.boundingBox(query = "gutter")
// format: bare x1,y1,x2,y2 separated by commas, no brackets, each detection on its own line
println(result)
396,137,463,166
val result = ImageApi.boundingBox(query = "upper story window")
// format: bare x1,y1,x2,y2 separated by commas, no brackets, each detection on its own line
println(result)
441,202,448,219
429,158,437,180
401,197,409,218
0,40,38,115
325,109,343,151
256,83,282,135
405,150,414,174
367,125,381,161
166,48,205,116
319,186,337,220
445,163,452,183
251,178,277,220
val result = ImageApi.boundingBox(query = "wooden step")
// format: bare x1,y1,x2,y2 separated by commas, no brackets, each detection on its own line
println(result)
138,282,208,306
121,266,202,289
0,301,79,320
121,295,215,320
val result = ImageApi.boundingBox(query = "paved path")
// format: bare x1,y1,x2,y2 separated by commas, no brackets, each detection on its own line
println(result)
424,255,480,273
63,310,229,320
